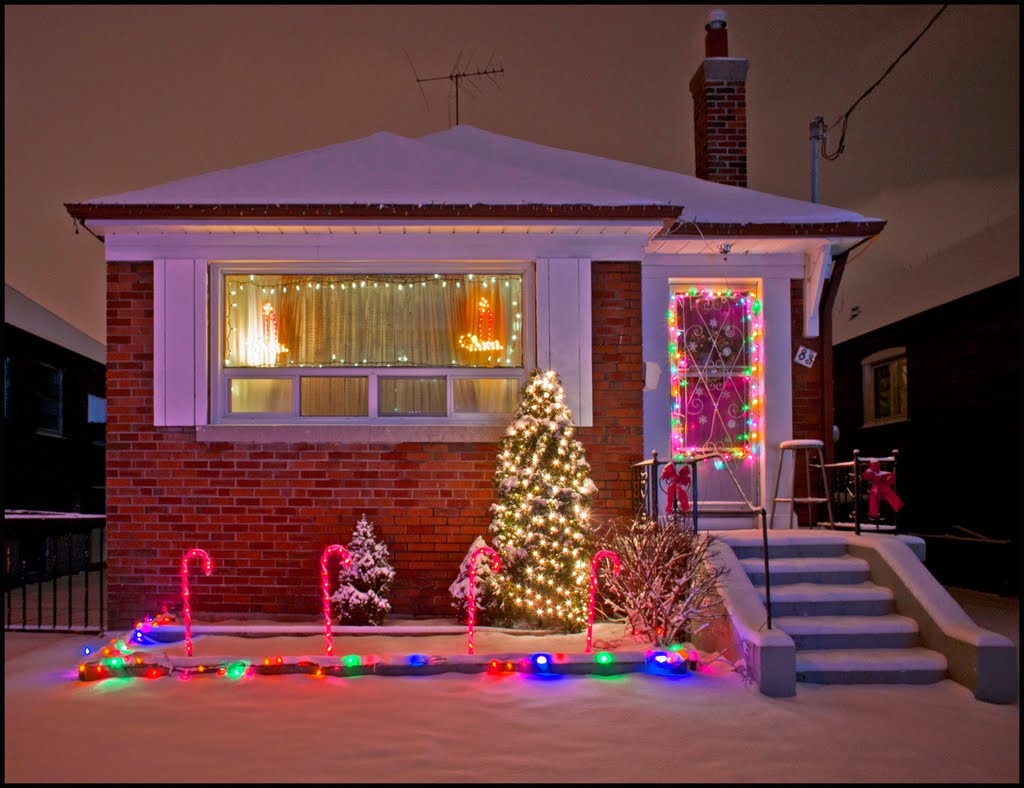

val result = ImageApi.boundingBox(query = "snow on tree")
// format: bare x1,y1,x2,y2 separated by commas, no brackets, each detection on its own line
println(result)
330,514,396,626
488,368,598,631
448,535,501,624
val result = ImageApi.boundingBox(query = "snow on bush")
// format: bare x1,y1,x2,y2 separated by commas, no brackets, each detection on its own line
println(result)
594,514,726,647
331,515,396,626
449,535,500,624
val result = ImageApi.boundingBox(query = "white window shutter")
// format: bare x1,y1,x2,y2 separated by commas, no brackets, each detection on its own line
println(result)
153,259,206,426
535,258,593,427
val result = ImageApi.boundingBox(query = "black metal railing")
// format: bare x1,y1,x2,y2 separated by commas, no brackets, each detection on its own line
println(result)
631,450,772,629
4,512,105,633
817,449,900,536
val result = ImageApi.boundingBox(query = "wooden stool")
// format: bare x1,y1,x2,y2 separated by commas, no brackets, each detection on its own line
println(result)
769,439,836,529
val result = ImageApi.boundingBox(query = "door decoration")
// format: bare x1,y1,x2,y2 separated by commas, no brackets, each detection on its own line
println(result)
668,288,763,463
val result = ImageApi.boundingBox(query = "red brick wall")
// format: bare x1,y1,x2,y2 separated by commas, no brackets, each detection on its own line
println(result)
580,262,645,519
104,261,643,628
690,78,748,187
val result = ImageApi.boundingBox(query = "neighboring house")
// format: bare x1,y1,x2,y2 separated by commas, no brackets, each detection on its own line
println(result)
832,216,1019,594
3,285,107,515
66,15,886,626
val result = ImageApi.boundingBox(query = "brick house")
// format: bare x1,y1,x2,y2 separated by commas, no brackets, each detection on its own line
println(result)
66,13,884,627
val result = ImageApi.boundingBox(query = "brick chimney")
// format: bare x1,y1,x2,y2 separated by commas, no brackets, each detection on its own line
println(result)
689,9,749,187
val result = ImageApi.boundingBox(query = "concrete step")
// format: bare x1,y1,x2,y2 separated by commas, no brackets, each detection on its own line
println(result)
741,555,871,586
774,614,920,650
726,539,848,560
760,582,895,617
795,647,948,685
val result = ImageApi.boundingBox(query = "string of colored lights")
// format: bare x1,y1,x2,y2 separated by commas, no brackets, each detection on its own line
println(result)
667,287,763,463
77,644,696,682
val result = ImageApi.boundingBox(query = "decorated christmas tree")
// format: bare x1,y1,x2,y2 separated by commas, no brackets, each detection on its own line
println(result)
488,368,598,630
330,515,396,626
448,535,500,624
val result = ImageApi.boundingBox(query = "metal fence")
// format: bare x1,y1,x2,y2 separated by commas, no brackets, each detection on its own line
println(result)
817,450,900,534
4,511,105,633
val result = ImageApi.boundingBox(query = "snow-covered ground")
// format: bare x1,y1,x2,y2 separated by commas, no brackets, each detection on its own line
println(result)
5,592,1018,783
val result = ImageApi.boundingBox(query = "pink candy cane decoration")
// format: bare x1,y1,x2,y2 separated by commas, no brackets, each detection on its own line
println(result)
320,544,353,657
181,549,212,657
586,550,620,653
467,545,501,655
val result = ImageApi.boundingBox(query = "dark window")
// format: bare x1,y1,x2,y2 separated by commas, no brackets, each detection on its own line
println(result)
36,362,64,437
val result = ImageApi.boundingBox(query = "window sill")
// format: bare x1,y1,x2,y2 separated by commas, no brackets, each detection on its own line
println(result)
195,423,507,445
861,417,909,429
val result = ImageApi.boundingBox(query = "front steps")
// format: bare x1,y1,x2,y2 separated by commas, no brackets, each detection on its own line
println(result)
715,531,949,686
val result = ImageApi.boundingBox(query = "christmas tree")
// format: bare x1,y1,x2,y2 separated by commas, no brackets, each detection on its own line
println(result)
448,535,500,624
330,515,396,626
488,368,598,630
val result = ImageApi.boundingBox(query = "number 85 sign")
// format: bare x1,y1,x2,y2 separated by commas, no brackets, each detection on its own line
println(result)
794,346,817,368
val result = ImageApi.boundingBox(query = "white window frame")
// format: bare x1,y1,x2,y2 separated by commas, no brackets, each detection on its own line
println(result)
209,261,535,425
861,347,908,427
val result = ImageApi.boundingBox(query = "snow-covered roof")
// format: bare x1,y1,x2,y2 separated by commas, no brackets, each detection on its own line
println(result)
4,284,106,363
76,125,878,227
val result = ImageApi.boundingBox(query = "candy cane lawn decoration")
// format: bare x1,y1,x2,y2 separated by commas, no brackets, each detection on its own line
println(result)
467,545,501,655
321,544,353,657
586,550,621,653
181,549,212,657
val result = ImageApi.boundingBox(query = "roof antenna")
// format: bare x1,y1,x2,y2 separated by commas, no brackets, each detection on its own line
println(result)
414,51,504,127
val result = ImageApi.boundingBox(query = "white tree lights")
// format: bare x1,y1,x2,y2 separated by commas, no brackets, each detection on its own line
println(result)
488,369,598,631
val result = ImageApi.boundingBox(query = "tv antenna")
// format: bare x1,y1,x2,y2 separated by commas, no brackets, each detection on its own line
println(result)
409,50,504,126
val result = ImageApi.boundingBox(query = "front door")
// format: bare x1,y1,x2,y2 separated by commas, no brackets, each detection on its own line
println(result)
668,284,763,513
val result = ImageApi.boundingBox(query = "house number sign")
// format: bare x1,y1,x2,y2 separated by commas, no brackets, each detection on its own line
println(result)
794,346,817,368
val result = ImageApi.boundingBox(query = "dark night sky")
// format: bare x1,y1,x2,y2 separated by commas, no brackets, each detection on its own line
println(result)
4,4,1019,344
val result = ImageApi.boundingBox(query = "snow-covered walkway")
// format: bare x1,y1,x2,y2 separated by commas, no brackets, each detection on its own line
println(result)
5,592,1018,783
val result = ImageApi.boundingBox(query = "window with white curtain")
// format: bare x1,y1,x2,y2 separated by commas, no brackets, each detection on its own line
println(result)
213,266,530,422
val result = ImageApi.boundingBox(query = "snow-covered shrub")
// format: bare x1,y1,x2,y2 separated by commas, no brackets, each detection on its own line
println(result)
594,515,726,647
330,515,396,626
448,535,500,624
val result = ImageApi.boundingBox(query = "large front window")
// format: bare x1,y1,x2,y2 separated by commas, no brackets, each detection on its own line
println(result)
214,267,528,421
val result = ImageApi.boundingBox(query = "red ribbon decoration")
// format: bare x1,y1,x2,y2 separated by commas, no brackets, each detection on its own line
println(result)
862,461,903,518
660,463,691,514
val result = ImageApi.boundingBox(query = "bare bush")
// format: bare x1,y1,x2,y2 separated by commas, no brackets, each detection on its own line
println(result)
594,514,727,647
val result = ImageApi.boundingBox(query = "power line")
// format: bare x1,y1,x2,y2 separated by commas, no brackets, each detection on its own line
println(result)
821,5,948,161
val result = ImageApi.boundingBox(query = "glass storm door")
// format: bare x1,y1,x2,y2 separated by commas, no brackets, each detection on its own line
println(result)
668,285,763,508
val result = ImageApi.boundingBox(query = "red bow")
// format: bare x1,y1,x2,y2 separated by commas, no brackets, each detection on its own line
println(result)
660,463,691,514
863,461,903,518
